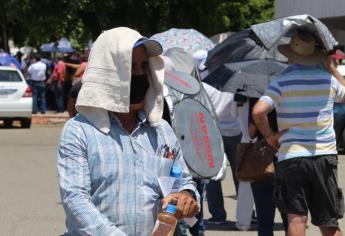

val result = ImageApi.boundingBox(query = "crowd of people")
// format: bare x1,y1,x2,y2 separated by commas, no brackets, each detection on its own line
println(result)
54,26,344,236
1,24,343,236
11,50,89,116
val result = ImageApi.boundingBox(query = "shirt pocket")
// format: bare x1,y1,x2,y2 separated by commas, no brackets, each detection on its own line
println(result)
142,152,175,197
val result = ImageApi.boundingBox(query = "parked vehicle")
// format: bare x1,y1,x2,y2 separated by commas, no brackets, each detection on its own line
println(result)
0,66,32,128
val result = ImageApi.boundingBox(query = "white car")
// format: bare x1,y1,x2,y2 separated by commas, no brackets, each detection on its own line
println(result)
0,66,32,128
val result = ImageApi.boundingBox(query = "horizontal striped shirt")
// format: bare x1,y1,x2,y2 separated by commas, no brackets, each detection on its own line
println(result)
260,64,345,162
57,112,198,236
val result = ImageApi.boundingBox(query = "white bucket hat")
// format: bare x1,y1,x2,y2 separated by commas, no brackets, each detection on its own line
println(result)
76,27,165,133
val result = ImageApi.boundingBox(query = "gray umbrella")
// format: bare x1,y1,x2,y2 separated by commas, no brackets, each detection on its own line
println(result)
203,59,288,98
251,14,338,52
206,14,338,73
205,29,287,73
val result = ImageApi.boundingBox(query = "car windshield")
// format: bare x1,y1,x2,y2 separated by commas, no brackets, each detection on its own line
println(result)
0,70,22,82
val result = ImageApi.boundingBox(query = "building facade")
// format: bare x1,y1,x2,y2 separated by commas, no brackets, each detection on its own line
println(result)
275,0,345,46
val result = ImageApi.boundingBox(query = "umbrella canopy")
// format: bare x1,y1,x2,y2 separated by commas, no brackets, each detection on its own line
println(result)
0,52,21,69
206,14,338,74
150,28,215,54
206,29,287,73
57,37,75,53
210,31,233,44
40,42,57,52
250,14,338,52
41,38,75,53
203,59,288,98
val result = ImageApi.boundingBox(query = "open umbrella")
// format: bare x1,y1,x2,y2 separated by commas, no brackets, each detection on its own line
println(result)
250,14,338,52
40,42,57,52
0,52,21,69
150,28,215,55
206,29,287,73
57,37,75,53
206,14,338,74
203,59,288,98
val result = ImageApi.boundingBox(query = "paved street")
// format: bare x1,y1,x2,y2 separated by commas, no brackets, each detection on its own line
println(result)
0,124,344,236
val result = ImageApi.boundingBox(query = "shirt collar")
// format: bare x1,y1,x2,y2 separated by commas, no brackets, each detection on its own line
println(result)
282,63,322,75
109,110,148,125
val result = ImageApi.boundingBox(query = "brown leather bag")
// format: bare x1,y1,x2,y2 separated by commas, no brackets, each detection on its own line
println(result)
236,139,276,182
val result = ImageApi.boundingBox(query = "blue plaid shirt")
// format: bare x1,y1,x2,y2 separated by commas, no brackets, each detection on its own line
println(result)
57,111,198,236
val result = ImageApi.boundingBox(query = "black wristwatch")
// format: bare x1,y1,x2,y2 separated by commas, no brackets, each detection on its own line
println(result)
181,189,197,200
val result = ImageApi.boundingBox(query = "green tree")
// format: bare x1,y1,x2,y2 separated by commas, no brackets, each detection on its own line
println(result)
0,0,274,51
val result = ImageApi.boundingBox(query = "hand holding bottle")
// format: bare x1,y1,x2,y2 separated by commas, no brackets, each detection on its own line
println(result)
161,191,198,220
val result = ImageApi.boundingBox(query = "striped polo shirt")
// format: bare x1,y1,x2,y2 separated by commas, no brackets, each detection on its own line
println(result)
260,64,345,162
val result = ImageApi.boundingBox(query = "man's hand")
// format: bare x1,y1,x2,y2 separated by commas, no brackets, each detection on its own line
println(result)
265,129,288,150
323,53,345,86
161,191,198,219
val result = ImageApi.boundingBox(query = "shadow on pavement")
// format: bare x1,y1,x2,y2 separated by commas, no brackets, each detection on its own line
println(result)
204,220,286,232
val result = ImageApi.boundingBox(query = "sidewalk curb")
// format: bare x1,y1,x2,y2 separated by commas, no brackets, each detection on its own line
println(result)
32,113,69,125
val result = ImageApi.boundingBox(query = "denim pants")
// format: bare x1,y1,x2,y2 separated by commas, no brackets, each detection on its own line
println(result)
53,80,64,112
31,80,46,113
206,133,242,220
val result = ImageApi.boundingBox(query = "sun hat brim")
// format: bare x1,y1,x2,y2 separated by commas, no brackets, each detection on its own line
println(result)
278,44,324,65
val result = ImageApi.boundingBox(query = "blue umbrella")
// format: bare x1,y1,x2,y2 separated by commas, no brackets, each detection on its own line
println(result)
57,37,75,53
0,52,21,69
40,42,57,52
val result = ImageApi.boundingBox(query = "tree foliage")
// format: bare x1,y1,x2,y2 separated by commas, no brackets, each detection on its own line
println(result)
0,0,274,51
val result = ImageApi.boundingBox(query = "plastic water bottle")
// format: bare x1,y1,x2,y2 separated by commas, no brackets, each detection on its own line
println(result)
152,204,178,236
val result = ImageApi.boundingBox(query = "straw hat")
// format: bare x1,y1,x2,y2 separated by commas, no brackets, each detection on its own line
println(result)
278,31,323,65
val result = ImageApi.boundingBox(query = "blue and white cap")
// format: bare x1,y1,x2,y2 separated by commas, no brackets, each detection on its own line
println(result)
134,38,163,57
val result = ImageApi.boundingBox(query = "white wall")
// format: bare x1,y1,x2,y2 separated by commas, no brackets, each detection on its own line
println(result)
275,0,345,19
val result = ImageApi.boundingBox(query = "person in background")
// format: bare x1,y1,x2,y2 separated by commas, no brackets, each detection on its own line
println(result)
57,27,199,236
248,98,288,236
50,53,66,113
27,53,47,114
193,49,244,226
201,82,242,225
65,50,88,85
67,80,82,117
253,30,345,236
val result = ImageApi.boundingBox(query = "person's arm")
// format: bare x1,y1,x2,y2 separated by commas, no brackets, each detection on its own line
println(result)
324,53,345,86
65,62,81,70
248,123,258,139
252,100,279,148
57,120,126,235
73,65,85,78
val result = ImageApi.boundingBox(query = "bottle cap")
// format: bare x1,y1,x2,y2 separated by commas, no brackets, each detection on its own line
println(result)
166,204,177,214
170,165,182,178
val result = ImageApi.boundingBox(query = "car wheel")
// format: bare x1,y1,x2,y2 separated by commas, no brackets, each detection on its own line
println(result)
20,118,31,128
3,119,13,128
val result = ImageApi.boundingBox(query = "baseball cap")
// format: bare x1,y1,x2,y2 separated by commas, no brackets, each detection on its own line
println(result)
134,38,163,57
